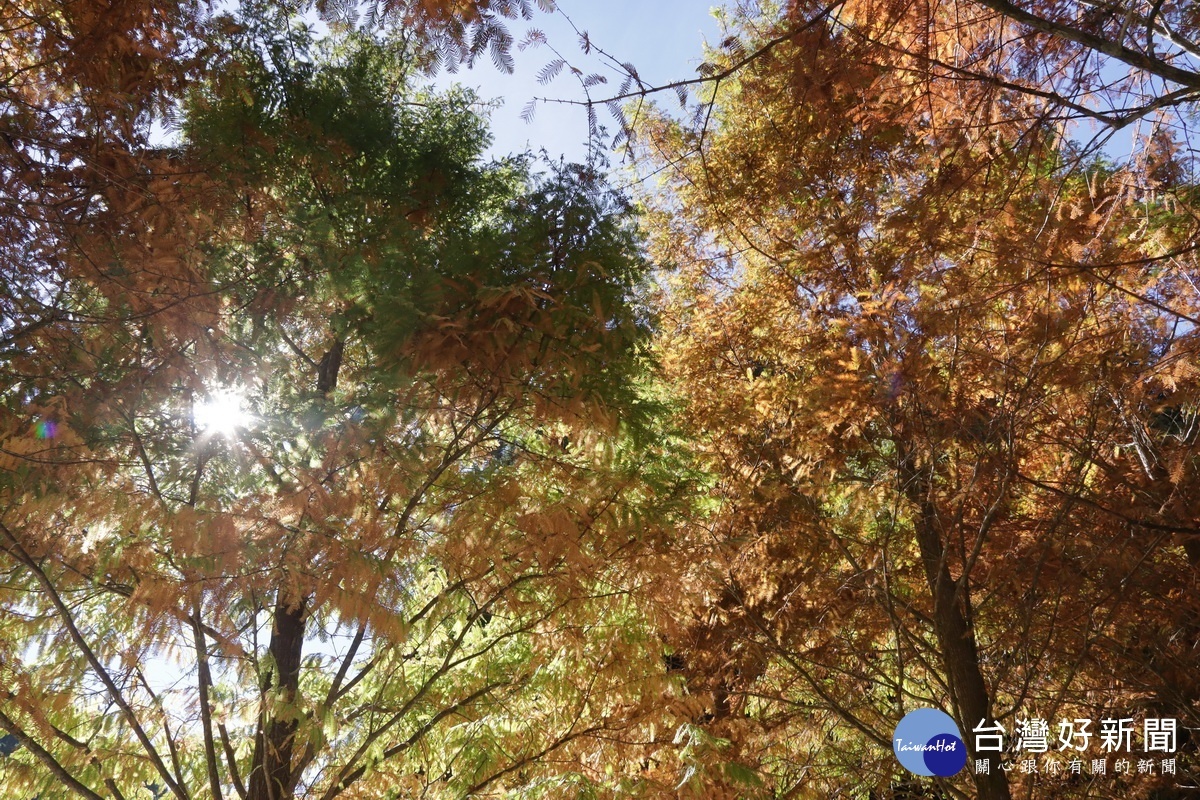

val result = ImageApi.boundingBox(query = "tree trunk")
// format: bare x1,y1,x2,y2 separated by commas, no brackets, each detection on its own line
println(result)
247,338,343,799
911,488,1011,800
248,594,307,800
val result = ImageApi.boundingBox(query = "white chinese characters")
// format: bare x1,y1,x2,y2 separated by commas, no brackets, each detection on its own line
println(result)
972,716,1177,755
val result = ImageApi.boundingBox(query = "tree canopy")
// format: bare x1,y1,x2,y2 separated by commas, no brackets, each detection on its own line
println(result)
0,6,691,799
3,0,1199,798
634,1,1200,798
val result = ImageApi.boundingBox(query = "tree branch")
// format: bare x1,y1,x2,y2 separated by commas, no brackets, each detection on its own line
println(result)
971,0,1200,88
0,709,107,800
218,722,248,800
0,521,189,800
193,609,224,800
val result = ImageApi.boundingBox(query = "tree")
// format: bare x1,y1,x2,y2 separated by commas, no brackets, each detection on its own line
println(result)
531,0,1197,194
638,3,1200,798
775,0,1200,132
0,9,687,799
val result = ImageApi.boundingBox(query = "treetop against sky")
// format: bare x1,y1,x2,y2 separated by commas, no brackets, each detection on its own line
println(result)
431,1,723,162
1,0,1199,799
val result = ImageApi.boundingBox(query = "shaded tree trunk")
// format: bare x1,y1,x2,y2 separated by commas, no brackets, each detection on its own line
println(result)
908,476,1011,800
248,338,343,799
248,595,307,800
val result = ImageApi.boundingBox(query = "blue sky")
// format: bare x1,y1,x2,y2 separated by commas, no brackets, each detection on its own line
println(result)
433,1,724,162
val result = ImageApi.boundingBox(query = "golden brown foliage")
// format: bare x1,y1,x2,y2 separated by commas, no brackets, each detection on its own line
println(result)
639,4,1200,798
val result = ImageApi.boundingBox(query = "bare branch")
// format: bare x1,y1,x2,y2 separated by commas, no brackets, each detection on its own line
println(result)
193,610,224,800
0,521,190,800
0,709,107,800
970,0,1200,88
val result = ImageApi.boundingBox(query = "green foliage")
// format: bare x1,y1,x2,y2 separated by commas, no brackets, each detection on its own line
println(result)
0,10,686,800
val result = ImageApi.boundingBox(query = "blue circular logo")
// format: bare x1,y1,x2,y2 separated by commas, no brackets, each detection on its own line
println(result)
893,708,967,777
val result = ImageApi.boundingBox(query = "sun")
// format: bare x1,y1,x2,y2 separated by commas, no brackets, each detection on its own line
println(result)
193,389,253,437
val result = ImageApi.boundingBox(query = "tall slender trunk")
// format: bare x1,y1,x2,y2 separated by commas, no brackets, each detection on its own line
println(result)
247,338,343,800
248,594,307,800
912,493,1011,800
